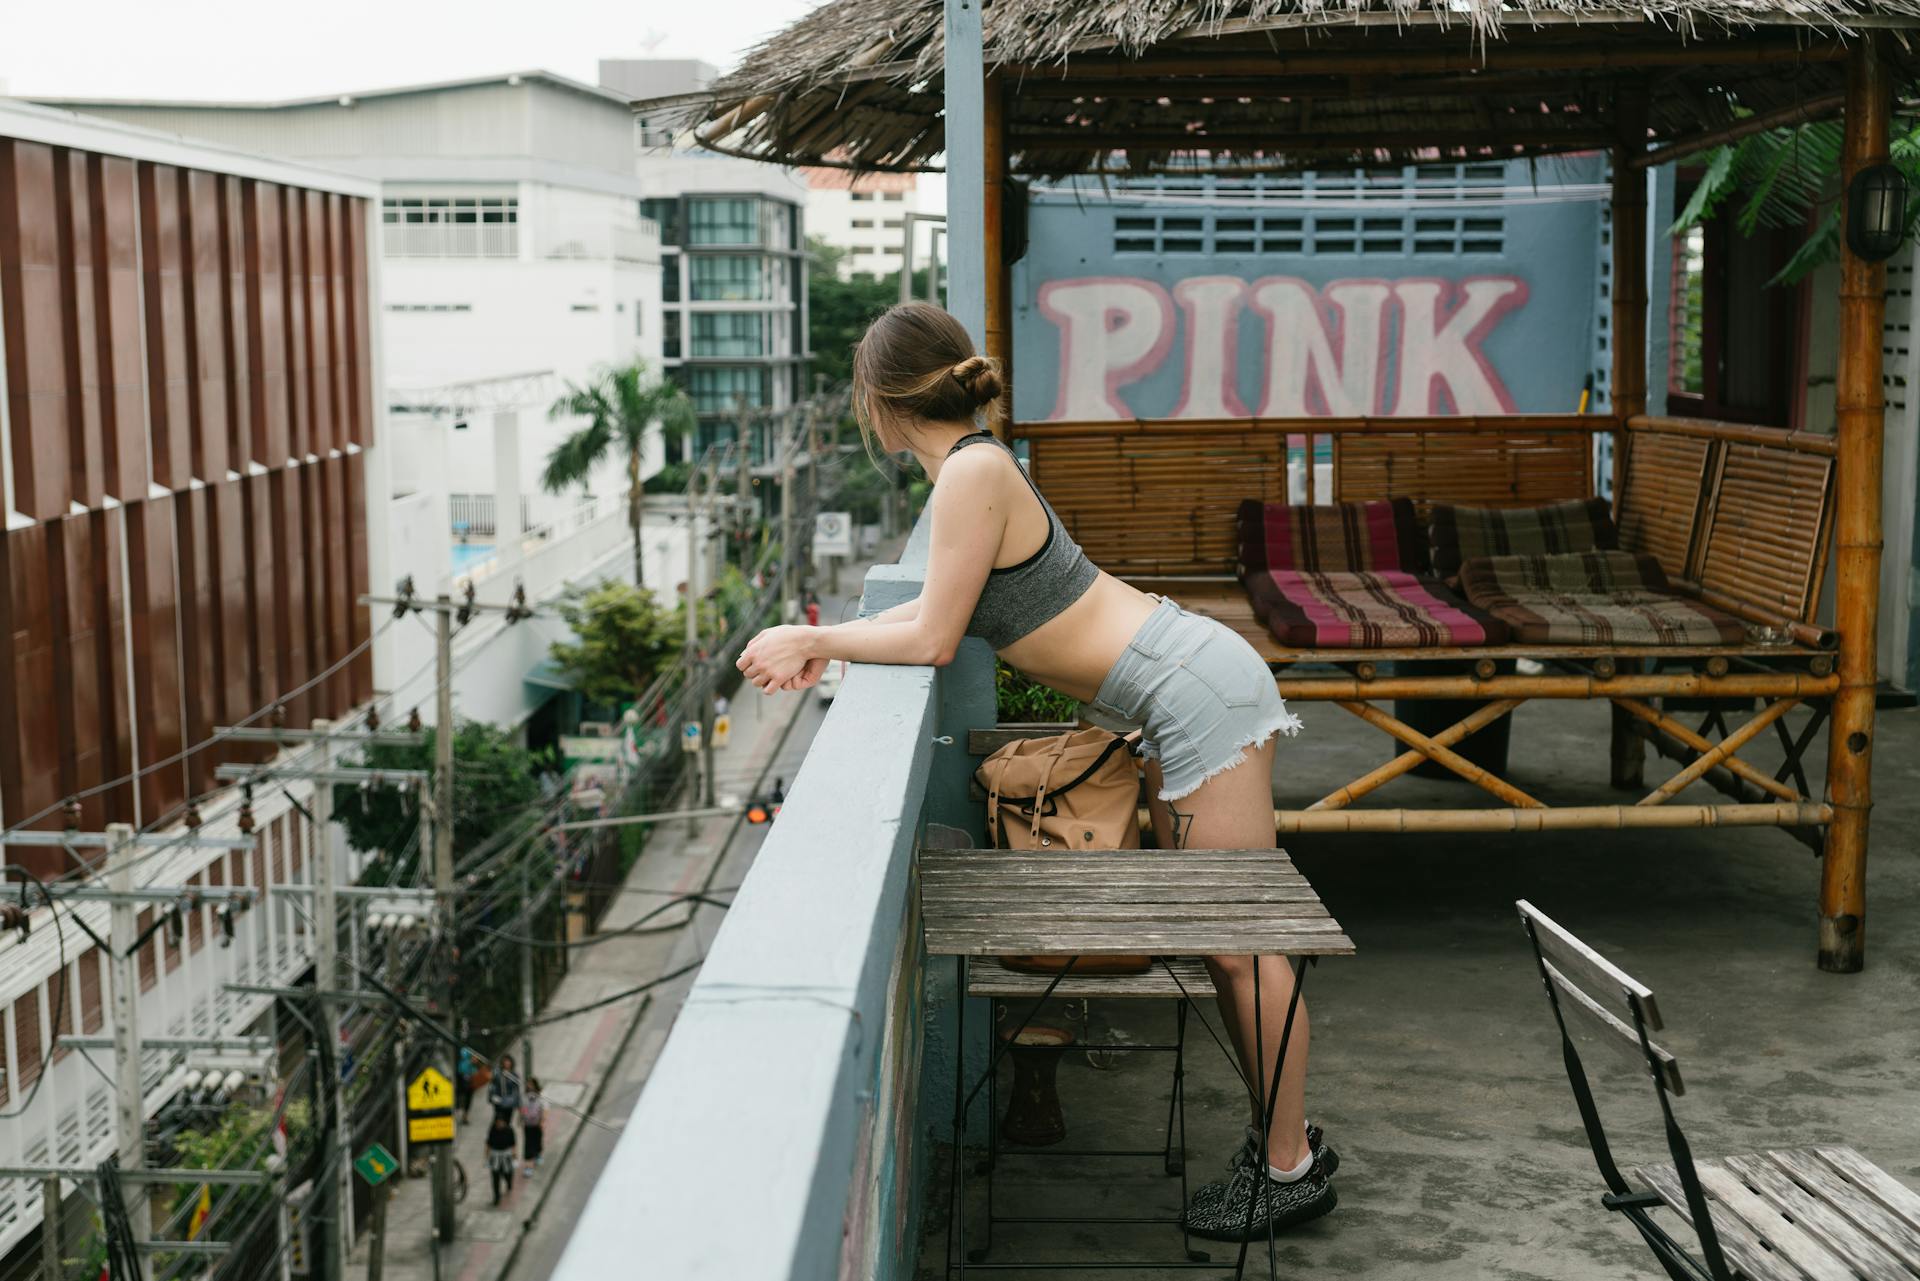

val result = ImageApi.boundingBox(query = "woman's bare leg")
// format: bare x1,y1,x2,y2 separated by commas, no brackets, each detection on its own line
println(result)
1146,743,1309,1171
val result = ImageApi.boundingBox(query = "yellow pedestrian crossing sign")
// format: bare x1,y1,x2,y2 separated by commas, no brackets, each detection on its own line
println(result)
407,1067,453,1112
407,1066,456,1146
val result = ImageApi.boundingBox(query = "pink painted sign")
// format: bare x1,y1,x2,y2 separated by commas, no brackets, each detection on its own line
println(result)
1035,274,1532,420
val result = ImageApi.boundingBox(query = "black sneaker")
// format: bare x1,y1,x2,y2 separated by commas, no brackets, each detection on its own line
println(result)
1183,1151,1338,1242
1185,1124,1340,1217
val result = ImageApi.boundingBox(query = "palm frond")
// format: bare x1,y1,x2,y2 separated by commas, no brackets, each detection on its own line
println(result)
541,418,615,493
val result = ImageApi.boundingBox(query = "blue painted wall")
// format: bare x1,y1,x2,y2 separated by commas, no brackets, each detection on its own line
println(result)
1011,158,1609,424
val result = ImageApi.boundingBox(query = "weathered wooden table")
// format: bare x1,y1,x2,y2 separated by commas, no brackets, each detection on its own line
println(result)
920,846,1356,1280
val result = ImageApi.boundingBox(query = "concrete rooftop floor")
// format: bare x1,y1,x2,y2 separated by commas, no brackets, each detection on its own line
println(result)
918,695,1920,1280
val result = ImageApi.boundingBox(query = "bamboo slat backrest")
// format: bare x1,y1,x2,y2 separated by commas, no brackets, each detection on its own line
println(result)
1016,418,1600,575
1023,426,1291,575
1696,443,1835,624
1616,430,1713,579
1333,430,1593,518
1619,421,1836,625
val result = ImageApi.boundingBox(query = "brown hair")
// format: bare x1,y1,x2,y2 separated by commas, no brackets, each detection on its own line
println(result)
851,302,1003,453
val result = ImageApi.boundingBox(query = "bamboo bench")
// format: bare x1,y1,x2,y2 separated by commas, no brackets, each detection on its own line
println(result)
1010,414,1839,848
1518,900,1920,1281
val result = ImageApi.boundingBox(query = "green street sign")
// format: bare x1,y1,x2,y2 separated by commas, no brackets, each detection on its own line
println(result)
354,1143,399,1188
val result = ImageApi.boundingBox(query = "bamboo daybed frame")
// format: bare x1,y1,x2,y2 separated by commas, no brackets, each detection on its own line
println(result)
660,0,1913,969
1012,411,1839,845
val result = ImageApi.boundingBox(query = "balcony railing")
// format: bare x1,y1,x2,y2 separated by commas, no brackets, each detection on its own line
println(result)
554,508,988,1280
382,222,519,258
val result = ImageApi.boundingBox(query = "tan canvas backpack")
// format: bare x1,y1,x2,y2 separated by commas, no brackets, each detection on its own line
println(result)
974,728,1149,974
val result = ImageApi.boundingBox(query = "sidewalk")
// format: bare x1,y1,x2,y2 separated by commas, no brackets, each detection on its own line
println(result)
351,547,895,1281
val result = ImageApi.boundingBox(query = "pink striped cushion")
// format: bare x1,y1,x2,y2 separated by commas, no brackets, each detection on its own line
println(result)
1236,498,1425,575
1245,569,1509,648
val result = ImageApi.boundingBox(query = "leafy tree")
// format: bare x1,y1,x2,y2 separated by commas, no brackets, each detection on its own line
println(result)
333,723,549,863
1671,119,1920,286
549,580,684,706
543,361,696,589
807,236,911,387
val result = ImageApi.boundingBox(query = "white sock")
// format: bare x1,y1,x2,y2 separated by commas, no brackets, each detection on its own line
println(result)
1267,1151,1313,1183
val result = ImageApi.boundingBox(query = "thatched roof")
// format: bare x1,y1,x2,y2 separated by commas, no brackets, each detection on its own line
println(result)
644,0,1920,176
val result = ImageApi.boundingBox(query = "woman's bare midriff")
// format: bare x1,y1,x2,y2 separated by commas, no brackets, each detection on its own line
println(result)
994,571,1159,703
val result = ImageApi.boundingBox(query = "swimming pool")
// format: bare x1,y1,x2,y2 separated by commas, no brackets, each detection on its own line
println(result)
450,543,495,577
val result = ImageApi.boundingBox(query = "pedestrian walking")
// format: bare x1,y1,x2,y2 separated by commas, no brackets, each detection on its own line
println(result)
455,1046,478,1122
486,1113,517,1205
520,1078,547,1176
489,1053,522,1122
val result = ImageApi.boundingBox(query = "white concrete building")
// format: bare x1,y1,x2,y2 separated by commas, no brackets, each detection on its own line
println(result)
38,72,697,737
798,167,940,282
601,59,812,460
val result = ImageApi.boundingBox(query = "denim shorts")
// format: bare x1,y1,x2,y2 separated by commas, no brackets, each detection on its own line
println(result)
1081,597,1304,802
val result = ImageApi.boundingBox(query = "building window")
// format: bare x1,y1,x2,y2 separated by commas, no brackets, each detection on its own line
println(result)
663,312,682,359
1665,182,1800,426
882,191,904,202
636,301,644,338
662,252,680,303
883,219,903,229
690,254,770,301
642,198,682,246
850,219,874,229
692,312,766,358
689,197,761,246
850,192,873,202
383,196,517,225
689,365,769,414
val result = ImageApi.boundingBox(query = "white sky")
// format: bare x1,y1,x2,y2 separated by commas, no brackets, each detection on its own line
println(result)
0,0,820,100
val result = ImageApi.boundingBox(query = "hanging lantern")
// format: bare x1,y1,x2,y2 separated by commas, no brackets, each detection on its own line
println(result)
1847,163,1910,263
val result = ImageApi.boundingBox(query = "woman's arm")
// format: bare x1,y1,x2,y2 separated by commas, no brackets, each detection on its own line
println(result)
738,454,1003,688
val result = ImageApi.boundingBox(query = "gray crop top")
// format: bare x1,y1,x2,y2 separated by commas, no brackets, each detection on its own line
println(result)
946,431,1100,649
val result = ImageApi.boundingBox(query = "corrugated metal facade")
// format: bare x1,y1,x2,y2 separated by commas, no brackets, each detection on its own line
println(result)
0,132,376,875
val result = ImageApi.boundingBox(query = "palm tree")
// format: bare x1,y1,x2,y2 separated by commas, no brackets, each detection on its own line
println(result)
543,362,695,591
1672,118,1920,286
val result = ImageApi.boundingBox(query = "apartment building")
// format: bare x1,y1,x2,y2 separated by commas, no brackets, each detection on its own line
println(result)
602,58,810,459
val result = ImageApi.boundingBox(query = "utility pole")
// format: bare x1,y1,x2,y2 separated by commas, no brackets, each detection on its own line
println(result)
309,720,352,1281
107,823,151,1280
431,598,457,1253
734,395,754,563
695,451,718,806
518,844,535,1083
42,1176,61,1281
685,464,705,813
346,580,531,1259
779,405,799,624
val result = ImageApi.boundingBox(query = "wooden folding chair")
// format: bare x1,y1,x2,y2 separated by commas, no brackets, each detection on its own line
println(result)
1517,900,1920,1280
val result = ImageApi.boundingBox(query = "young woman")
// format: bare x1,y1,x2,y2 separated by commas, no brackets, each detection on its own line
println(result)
736,302,1337,1238
520,1077,547,1176
488,1053,522,1124
486,1112,517,1206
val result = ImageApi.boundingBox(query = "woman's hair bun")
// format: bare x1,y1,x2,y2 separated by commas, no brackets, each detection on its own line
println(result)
950,355,1005,406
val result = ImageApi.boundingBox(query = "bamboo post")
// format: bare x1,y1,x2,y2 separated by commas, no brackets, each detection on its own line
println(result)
1821,37,1891,974
983,72,1012,437
1334,700,1544,808
1609,88,1651,791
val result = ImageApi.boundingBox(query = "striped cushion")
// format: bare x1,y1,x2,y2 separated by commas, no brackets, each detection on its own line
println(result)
1458,551,1745,646
1237,497,1425,575
1245,569,1509,648
1429,497,1618,577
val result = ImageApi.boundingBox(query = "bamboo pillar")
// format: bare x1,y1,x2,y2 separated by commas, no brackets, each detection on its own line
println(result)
1820,37,1891,974
983,72,1012,436
1609,90,1651,789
